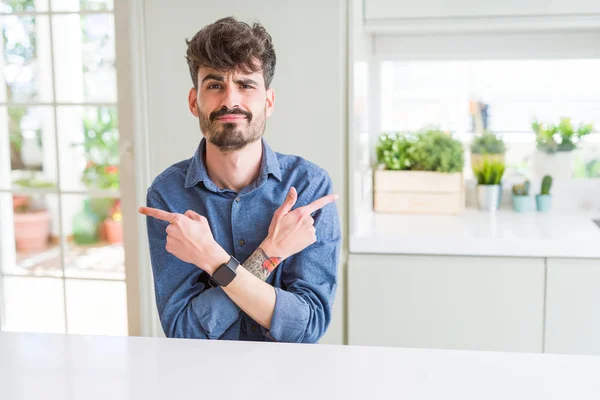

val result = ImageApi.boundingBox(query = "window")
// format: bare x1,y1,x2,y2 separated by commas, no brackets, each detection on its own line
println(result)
379,59,600,179
0,0,129,335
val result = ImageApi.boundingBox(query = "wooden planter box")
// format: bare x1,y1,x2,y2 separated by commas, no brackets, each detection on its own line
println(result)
373,170,465,214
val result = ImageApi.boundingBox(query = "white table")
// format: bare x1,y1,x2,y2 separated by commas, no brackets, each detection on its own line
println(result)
2,331,600,399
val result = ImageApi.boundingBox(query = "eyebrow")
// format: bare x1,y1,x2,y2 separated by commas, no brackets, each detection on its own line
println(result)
201,73,259,87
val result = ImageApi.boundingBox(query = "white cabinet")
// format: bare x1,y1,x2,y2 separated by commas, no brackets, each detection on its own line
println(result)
363,0,600,33
545,258,600,356
364,0,600,20
348,254,545,353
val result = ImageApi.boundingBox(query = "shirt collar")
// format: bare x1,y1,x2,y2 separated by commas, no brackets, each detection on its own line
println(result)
184,137,282,191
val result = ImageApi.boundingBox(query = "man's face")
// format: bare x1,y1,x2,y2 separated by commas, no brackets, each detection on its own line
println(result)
188,66,275,153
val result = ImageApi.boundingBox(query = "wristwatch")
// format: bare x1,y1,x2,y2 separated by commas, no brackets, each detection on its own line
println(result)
210,256,240,287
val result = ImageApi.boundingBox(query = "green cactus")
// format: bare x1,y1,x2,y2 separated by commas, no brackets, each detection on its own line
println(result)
541,175,553,195
512,180,530,196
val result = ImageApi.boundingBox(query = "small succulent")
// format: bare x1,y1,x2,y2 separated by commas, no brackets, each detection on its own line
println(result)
473,159,505,185
540,175,553,195
512,180,530,196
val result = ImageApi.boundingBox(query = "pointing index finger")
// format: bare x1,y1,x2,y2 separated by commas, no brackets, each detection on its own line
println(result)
301,194,339,215
138,206,175,223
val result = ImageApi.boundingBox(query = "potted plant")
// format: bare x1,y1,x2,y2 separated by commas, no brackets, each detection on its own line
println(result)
12,176,56,253
532,117,593,179
81,163,121,243
511,180,531,213
536,175,553,212
73,108,121,242
470,130,506,171
374,128,465,214
13,196,51,252
104,199,123,244
472,159,505,211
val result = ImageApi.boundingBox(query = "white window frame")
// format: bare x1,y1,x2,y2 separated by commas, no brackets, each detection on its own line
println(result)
113,0,159,337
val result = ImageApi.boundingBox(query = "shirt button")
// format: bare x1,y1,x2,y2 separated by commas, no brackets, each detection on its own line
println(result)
252,324,257,332
235,197,240,202
238,239,245,246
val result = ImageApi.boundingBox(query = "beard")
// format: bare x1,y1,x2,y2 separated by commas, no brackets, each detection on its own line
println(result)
199,106,266,153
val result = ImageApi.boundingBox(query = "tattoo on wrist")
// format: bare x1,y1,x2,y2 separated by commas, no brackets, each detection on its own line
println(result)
242,247,283,281
259,248,282,272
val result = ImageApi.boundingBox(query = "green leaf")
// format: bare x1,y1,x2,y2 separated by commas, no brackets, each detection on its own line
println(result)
533,117,594,153
472,159,505,185
470,130,506,155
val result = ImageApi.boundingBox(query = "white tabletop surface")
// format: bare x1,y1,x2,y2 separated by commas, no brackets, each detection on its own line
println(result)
2,331,600,400
350,209,600,258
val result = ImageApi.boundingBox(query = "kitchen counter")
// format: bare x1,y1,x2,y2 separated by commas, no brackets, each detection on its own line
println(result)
2,331,600,399
350,209,600,258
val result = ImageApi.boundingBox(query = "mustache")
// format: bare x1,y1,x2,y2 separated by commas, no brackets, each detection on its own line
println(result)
210,107,252,122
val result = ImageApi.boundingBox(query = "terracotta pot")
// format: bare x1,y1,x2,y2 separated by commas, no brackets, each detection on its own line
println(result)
104,219,123,244
14,210,51,252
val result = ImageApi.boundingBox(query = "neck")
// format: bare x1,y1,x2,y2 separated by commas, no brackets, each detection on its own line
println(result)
204,138,263,193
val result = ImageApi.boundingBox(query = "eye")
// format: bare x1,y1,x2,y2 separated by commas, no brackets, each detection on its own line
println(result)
207,83,222,90
242,84,254,90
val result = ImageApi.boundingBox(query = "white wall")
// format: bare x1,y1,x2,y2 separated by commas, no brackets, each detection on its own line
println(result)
141,0,348,344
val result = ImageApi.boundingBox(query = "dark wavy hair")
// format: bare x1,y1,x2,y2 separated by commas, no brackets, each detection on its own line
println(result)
185,16,277,90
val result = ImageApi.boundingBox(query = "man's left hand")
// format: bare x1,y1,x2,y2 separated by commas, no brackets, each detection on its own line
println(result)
138,207,229,275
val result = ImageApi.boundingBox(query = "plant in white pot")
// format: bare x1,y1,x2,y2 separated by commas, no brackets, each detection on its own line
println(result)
472,159,505,211
536,175,553,212
470,130,506,171
532,117,593,179
374,128,465,214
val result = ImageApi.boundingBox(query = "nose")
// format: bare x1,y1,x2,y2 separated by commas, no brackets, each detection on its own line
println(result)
219,83,242,110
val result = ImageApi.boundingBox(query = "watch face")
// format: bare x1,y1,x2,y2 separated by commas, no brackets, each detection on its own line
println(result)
213,263,237,286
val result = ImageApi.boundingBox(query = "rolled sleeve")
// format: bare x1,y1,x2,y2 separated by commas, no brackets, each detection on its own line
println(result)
190,287,240,337
268,287,310,341
146,190,241,339
267,173,341,343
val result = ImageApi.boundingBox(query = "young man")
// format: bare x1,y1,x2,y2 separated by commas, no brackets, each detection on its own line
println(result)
139,17,341,343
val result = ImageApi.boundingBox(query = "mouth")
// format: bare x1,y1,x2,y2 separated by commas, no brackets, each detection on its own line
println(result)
215,115,247,122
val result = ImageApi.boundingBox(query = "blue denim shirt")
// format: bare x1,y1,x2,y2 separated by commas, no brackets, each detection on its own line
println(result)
144,138,341,343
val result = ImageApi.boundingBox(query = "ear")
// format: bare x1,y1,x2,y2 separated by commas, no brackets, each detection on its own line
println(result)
265,88,275,118
188,87,199,117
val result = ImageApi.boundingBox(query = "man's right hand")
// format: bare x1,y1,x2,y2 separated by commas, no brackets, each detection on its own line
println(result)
261,187,338,265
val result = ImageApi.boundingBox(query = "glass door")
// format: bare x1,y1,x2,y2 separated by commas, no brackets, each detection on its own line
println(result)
0,0,137,336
